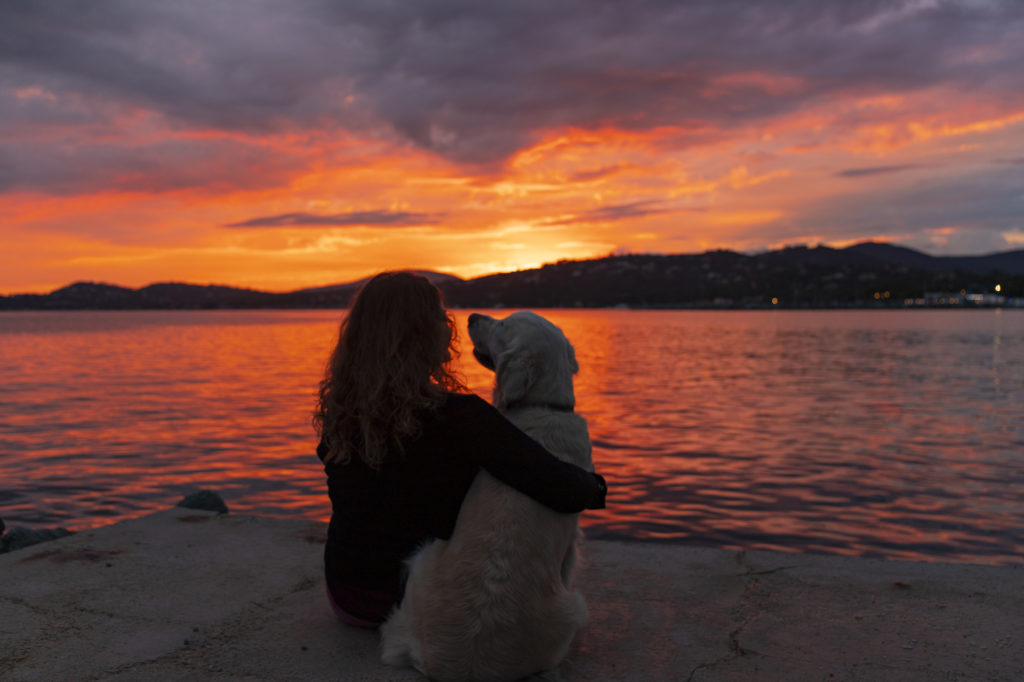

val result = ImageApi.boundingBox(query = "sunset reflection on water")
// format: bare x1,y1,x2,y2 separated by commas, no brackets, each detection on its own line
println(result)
1,309,1022,565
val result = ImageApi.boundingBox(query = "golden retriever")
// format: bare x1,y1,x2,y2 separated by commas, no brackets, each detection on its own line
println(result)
380,311,593,681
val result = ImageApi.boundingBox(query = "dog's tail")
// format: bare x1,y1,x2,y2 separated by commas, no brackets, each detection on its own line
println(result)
381,539,441,672
379,604,416,669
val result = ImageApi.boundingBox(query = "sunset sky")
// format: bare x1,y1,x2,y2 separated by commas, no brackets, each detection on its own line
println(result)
3,0,1024,294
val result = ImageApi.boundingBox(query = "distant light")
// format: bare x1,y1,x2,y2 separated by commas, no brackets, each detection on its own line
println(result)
995,284,1002,293
771,297,779,305
873,292,881,300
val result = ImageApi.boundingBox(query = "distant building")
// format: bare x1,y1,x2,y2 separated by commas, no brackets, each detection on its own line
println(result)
965,293,1007,306
910,292,1009,307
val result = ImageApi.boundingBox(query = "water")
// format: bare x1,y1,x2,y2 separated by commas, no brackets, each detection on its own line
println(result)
1,309,1021,565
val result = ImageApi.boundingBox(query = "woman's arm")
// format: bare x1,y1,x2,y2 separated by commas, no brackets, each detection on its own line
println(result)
452,394,607,513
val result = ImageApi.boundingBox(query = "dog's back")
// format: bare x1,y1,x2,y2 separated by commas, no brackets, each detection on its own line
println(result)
381,408,592,682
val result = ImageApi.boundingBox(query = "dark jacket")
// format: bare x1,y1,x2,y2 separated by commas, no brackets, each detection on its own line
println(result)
318,392,606,618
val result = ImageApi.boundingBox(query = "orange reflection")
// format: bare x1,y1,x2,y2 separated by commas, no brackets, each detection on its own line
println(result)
3,309,1023,565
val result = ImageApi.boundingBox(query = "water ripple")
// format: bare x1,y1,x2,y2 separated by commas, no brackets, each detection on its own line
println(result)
1,309,1022,566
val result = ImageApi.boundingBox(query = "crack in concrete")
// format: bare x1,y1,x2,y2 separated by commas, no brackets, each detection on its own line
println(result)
739,564,802,576
90,636,207,682
0,593,52,617
685,551,776,681
3,574,321,682
0,592,187,626
99,577,327,681
247,575,318,613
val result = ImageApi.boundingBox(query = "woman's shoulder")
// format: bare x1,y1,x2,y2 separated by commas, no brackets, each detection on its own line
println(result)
435,391,498,423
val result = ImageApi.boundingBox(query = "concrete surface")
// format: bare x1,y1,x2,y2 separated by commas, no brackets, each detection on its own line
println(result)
1,508,1021,681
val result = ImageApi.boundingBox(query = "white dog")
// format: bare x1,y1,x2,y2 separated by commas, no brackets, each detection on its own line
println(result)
380,311,593,682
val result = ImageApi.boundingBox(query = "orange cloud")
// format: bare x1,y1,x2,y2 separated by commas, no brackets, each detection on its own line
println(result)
5,30,1024,295
847,101,1024,155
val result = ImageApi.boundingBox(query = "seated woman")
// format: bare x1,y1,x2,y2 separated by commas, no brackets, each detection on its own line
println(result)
314,271,607,627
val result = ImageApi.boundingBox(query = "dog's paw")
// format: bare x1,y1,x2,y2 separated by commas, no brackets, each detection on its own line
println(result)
379,611,415,668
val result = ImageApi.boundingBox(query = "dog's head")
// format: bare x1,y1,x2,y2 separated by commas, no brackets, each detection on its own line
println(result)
467,311,579,411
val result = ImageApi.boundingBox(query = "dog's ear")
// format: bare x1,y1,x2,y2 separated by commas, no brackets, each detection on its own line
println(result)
496,352,534,408
566,341,579,375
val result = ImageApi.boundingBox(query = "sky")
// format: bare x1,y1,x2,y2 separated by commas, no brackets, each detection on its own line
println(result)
2,0,1024,294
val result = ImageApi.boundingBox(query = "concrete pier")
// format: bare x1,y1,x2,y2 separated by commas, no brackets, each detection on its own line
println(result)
1,508,1021,680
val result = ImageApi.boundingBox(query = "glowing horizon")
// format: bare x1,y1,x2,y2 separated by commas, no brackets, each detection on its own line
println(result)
3,2,1023,295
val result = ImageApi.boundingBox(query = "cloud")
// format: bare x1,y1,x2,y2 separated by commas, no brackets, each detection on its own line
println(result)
0,136,306,195
224,210,442,228
2,0,1024,294
0,1,355,132
759,158,1024,255
569,165,631,183
3,0,1023,171
318,0,1024,163
541,200,701,226
835,164,930,178
903,225,1018,256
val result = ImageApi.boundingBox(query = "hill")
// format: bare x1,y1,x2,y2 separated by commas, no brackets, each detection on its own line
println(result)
439,243,1023,308
1,243,1020,310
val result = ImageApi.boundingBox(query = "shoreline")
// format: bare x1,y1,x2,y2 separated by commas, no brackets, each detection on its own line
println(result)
6,513,1021,569
4,498,1022,568
2,507,1021,680
3,302,1024,311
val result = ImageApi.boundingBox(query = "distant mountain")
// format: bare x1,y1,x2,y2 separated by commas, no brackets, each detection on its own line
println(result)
757,242,1024,274
294,270,463,295
843,242,946,268
1,281,281,310
437,243,1022,308
0,271,465,310
1,244,1020,310
834,242,1024,274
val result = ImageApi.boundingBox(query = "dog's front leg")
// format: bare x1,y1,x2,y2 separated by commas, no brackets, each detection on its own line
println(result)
560,529,580,588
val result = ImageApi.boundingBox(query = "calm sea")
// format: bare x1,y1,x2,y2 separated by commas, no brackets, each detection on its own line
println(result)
1,309,1021,565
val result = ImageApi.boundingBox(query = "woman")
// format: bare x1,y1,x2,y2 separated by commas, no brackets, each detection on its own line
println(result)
314,271,607,627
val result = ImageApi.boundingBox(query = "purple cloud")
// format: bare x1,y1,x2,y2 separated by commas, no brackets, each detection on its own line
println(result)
542,200,702,225
746,160,1024,255
570,165,631,182
0,137,306,195
836,164,930,178
224,210,442,228
3,0,1023,173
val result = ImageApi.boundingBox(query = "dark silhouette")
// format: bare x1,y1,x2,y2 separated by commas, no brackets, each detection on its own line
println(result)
2,242,1020,310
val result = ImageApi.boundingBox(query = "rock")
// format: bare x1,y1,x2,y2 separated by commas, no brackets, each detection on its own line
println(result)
0,525,74,553
176,490,229,514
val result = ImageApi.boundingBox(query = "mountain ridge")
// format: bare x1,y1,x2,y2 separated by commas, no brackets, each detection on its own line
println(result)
2,242,1021,309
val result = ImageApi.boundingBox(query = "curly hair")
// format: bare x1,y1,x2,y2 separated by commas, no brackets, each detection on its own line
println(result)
314,271,466,468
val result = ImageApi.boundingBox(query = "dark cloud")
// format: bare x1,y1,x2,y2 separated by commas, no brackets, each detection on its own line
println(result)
752,160,1024,255
0,137,305,195
318,0,1024,163
224,210,442,228
542,200,700,225
0,1,352,133
3,0,1023,182
836,164,929,178
570,165,631,182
